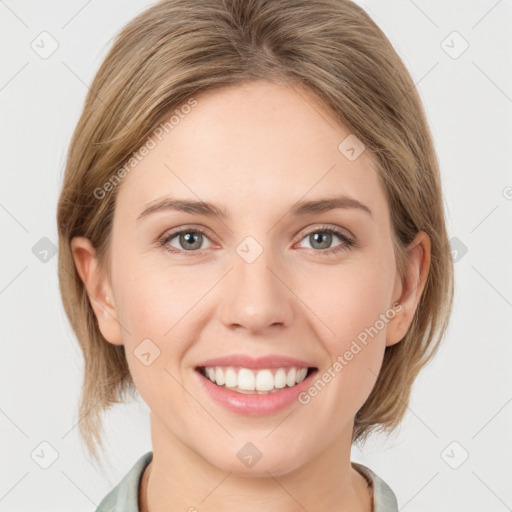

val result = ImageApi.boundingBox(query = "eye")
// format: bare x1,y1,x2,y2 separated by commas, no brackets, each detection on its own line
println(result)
159,226,212,254
296,225,356,254
158,224,356,257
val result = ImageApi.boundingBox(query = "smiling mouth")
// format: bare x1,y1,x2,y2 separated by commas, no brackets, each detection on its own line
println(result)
195,366,318,394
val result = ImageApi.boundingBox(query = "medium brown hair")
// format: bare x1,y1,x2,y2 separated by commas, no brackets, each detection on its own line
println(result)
57,0,454,465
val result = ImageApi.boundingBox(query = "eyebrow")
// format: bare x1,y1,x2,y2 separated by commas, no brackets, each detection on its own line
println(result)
136,194,373,222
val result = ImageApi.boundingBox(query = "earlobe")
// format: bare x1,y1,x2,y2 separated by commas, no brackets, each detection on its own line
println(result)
70,236,124,345
386,231,431,347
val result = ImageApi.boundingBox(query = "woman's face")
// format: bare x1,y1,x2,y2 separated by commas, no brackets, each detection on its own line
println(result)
79,80,426,476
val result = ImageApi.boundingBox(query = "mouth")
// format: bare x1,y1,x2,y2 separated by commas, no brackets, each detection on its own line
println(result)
195,365,318,394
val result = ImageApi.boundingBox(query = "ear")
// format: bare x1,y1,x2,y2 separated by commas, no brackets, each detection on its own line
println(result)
70,236,124,346
386,231,431,347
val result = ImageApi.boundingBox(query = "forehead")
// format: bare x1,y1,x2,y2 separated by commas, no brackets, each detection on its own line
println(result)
115,81,387,221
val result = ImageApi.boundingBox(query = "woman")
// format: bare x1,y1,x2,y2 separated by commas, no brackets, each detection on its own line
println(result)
56,1,454,510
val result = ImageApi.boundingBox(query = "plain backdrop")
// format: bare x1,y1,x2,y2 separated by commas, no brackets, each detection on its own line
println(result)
1,1,511,511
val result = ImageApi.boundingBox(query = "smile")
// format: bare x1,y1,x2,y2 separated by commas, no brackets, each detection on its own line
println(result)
197,366,316,394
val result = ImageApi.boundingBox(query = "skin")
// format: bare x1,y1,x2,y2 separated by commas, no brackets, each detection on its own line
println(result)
71,80,430,512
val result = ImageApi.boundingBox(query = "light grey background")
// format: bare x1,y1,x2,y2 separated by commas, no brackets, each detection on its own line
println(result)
1,1,511,511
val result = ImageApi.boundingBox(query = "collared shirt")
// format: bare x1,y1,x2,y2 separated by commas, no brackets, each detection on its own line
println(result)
95,451,399,512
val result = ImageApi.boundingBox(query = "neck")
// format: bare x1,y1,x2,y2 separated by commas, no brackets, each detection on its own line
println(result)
139,413,372,512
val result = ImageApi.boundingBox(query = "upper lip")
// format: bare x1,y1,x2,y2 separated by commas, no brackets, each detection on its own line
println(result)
195,354,316,370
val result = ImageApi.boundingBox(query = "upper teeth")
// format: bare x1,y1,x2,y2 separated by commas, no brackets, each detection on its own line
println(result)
203,366,309,392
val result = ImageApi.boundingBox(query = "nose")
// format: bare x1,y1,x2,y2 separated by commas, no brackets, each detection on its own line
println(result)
218,244,295,335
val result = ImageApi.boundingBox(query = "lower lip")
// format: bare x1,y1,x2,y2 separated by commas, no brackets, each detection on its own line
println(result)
195,368,318,416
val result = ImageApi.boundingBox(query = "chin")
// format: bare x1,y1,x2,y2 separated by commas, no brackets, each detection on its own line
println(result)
204,445,308,477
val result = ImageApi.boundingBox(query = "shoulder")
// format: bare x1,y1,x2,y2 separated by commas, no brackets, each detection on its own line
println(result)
351,461,399,512
95,451,153,512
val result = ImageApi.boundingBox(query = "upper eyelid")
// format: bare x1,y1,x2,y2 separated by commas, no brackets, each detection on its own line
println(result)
298,223,352,237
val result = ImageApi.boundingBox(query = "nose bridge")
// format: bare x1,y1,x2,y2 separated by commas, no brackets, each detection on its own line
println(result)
218,234,295,332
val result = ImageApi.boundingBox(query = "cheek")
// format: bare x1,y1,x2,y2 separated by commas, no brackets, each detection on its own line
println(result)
309,254,396,394
318,256,395,338
113,251,196,337
110,257,194,393
296,270,395,427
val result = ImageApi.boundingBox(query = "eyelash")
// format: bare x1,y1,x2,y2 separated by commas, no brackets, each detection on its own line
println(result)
158,224,356,257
